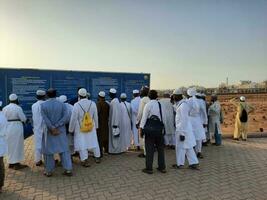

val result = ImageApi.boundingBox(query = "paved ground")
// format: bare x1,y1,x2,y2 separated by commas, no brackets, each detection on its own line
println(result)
1,138,267,200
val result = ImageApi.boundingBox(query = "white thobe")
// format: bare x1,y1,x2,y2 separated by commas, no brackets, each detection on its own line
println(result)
108,98,126,154
187,97,206,153
69,99,100,159
159,98,175,145
208,101,222,142
136,96,150,154
3,103,26,164
32,100,46,162
175,99,198,166
0,112,8,157
131,96,141,146
120,101,132,149
65,103,74,154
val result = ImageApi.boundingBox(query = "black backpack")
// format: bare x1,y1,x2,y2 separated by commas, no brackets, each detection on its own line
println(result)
143,102,165,136
239,104,248,123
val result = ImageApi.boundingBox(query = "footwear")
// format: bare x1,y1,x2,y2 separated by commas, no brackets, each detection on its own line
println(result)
170,145,175,150
172,164,184,169
242,139,247,141
63,170,73,177
95,157,101,164
72,152,80,157
81,160,90,168
43,171,53,177
197,153,204,159
13,163,28,170
233,138,239,141
8,164,15,169
142,168,153,174
189,164,200,170
35,160,43,166
202,142,208,146
138,153,146,158
157,168,167,173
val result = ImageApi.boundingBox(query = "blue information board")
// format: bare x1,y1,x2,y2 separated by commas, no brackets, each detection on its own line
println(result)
0,68,150,117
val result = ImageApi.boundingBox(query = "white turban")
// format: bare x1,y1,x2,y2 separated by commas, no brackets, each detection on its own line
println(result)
133,89,139,94
120,93,127,98
187,87,197,97
98,91,105,97
36,90,46,96
9,94,18,101
59,95,67,103
173,88,182,95
109,88,117,94
78,88,87,97
240,96,246,101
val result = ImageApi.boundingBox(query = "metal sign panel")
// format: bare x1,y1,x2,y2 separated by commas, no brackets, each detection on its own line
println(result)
0,68,150,118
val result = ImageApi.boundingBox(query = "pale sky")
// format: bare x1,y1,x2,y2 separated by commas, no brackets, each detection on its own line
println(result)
0,0,266,89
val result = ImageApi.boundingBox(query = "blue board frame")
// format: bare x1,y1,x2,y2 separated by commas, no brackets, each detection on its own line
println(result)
0,68,150,118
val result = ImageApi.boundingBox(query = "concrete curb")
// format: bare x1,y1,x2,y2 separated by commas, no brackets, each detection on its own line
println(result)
222,132,267,139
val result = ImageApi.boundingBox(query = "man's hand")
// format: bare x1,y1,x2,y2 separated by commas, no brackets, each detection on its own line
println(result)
180,135,185,141
51,128,60,136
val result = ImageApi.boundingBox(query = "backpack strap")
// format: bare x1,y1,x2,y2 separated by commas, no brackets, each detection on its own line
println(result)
78,103,86,113
87,101,92,112
158,101,163,122
123,102,131,120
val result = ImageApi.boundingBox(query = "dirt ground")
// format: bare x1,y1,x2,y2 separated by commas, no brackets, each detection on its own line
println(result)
212,93,267,134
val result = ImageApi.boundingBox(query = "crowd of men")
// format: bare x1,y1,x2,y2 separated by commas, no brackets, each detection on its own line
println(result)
0,85,254,192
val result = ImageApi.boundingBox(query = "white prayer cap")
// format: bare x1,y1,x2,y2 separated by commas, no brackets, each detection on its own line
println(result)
36,90,46,96
78,88,87,97
120,93,127,98
240,96,246,101
59,95,67,103
187,87,197,97
0,101,2,107
98,91,105,97
196,93,201,97
173,88,182,95
133,89,139,94
9,94,18,101
109,88,117,94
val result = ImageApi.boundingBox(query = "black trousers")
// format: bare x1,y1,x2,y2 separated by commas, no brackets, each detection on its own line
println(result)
145,133,166,171
0,157,4,188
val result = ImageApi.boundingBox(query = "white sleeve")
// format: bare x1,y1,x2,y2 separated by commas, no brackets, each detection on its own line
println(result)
140,104,150,129
18,106,27,123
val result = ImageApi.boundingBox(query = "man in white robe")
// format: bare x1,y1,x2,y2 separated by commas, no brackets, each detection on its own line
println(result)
131,90,141,150
59,95,75,155
3,94,28,170
187,88,206,159
208,94,223,145
136,86,150,157
120,93,132,149
159,93,175,148
69,88,101,167
172,89,199,170
108,88,126,154
0,101,8,192
32,90,46,166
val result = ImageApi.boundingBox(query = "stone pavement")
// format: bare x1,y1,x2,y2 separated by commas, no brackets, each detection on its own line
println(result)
1,138,267,200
